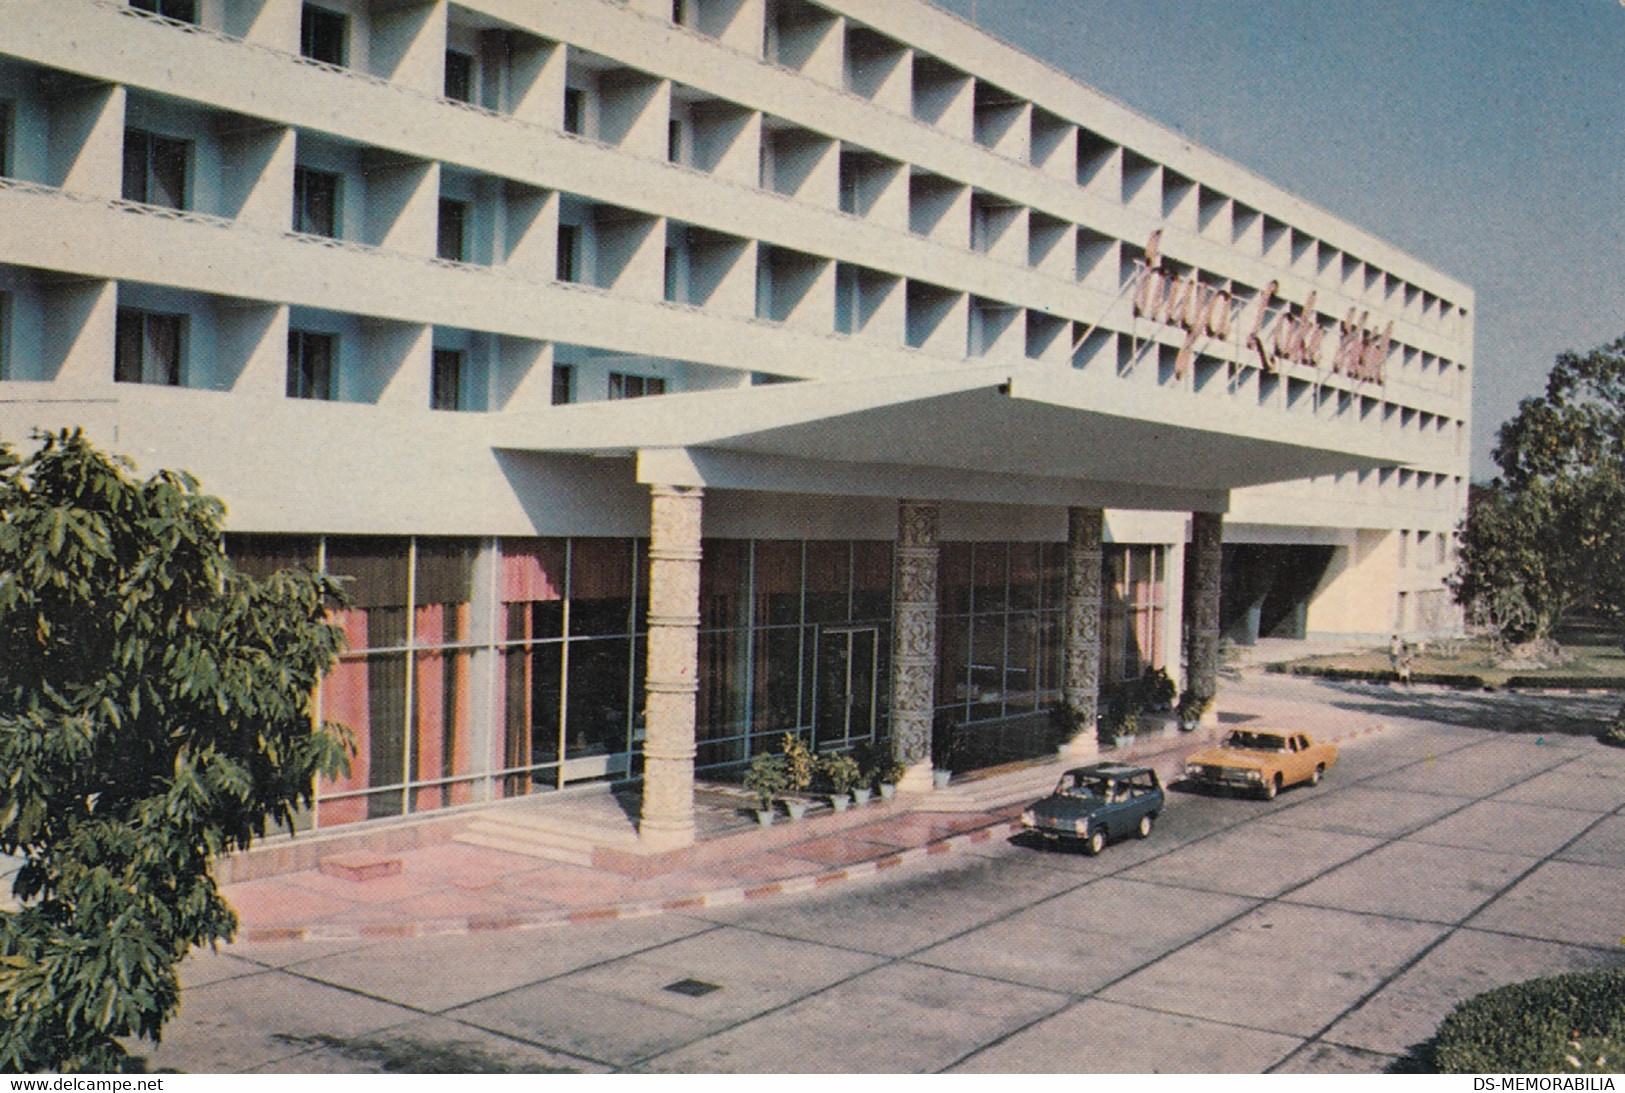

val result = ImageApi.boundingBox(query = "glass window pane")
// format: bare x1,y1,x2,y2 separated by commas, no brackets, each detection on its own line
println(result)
569,538,635,636
754,540,802,626
803,540,850,623
565,636,630,758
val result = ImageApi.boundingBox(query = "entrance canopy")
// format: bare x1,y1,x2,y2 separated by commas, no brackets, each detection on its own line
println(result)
492,365,1409,511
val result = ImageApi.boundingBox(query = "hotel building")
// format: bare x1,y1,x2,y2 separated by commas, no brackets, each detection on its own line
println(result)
0,0,1472,846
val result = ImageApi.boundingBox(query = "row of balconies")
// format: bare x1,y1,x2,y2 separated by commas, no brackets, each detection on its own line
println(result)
33,0,1474,350
0,54,1471,417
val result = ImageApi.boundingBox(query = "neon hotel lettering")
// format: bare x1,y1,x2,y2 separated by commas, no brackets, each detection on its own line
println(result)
1131,231,1391,385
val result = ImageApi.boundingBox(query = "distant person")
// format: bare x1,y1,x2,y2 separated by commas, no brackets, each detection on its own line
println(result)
1389,633,1402,677
1398,644,1415,687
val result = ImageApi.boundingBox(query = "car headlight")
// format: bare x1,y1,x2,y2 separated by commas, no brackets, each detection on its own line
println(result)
1244,769,1262,781
1073,817,1090,835
1185,763,1201,776
1021,809,1036,827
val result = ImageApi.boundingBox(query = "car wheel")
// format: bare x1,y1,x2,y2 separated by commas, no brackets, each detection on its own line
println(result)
1136,813,1154,839
1309,764,1324,787
1084,828,1107,856
1261,774,1280,800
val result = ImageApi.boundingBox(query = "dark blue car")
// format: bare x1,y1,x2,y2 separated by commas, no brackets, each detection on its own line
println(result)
1020,762,1164,855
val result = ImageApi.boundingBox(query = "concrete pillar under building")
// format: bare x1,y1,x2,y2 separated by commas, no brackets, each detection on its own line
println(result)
890,499,939,793
1187,511,1224,714
639,484,704,850
1062,506,1104,758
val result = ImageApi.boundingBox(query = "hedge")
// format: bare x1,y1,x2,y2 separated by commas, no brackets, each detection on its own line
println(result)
1430,968,1625,1074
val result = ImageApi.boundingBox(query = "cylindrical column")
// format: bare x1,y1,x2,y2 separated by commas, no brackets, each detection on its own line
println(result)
1062,506,1104,757
1187,511,1224,713
639,484,703,850
890,500,939,792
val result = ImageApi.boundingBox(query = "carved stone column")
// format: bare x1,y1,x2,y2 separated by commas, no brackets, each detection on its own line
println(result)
1187,511,1224,715
890,500,939,792
1062,506,1104,758
639,484,703,850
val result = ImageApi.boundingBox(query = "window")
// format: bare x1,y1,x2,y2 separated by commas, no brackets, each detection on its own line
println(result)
608,373,665,399
667,120,684,164
129,0,197,21
0,102,9,178
444,50,474,103
437,198,467,262
431,349,462,411
551,364,574,405
114,307,183,386
663,246,678,302
293,166,339,237
287,329,335,400
556,223,580,282
300,4,347,65
122,129,188,209
563,87,585,135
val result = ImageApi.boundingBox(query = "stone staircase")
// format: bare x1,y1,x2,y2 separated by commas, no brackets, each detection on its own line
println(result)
454,790,643,867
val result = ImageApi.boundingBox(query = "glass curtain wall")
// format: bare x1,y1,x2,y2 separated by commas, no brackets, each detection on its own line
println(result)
935,541,1067,727
695,540,893,769
498,538,648,794
225,534,481,826
1102,544,1167,683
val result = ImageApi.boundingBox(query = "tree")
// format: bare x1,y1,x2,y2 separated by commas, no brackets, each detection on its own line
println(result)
0,431,350,1072
1451,336,1625,643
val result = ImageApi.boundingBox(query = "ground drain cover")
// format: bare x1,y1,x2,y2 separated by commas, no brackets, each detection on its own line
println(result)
664,978,721,997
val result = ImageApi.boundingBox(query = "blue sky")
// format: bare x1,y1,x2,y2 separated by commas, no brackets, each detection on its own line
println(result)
930,0,1625,480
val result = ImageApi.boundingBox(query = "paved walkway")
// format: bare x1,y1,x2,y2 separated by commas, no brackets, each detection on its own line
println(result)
220,672,1397,943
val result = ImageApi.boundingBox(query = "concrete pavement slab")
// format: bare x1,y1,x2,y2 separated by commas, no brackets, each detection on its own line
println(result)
1556,814,1625,868
1283,840,1534,924
1119,822,1381,899
136,966,429,1073
1466,858,1625,949
688,851,1084,956
1403,798,1598,858
1097,902,1447,1038
278,914,714,1012
950,998,1302,1073
644,959,1067,1072
446,925,886,1067
1318,926,1622,1058
251,1014,604,1073
1271,1041,1398,1074
911,877,1258,994
1263,785,1472,840
1494,757,1625,813
1378,737,1576,797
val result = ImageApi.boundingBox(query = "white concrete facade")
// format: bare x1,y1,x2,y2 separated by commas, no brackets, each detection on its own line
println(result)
0,0,1471,829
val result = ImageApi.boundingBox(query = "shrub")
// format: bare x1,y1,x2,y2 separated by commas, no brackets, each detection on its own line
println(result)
742,753,788,810
779,733,815,794
819,752,860,795
1429,968,1625,1073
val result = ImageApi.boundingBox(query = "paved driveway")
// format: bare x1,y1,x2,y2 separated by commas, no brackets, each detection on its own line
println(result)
144,700,1625,1073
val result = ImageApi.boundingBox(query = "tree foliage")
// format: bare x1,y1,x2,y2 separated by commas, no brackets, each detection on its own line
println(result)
0,431,350,1073
1452,336,1625,641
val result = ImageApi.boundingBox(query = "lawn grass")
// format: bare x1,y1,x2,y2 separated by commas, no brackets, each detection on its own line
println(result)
1269,633,1625,689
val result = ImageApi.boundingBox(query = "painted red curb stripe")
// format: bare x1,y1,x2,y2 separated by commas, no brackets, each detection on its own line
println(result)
744,883,783,900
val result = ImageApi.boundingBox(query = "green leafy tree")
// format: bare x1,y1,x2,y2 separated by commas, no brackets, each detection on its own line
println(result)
0,431,350,1073
1452,336,1625,642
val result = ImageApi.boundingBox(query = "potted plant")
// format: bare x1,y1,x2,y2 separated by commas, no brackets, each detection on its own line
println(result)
780,733,815,820
1176,690,1210,732
742,752,788,825
876,758,907,801
820,751,860,811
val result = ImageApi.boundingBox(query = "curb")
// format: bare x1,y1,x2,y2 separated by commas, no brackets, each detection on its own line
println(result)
239,818,1025,944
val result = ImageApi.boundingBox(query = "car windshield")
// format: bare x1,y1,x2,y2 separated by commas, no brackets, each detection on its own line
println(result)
1057,774,1112,798
1225,731,1287,751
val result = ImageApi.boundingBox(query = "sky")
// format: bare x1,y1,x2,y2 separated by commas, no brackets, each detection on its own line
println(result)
928,0,1625,481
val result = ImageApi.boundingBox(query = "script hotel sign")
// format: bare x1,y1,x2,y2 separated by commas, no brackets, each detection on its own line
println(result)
1132,231,1391,385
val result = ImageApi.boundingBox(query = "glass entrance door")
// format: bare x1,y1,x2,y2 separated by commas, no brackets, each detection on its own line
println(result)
813,626,879,750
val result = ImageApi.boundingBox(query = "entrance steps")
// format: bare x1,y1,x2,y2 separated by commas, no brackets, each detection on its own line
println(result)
454,790,642,867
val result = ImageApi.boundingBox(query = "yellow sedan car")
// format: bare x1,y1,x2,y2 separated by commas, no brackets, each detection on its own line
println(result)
1183,729,1337,800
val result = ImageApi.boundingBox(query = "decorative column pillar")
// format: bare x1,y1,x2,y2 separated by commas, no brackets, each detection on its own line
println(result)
639,484,703,850
1062,506,1104,758
890,500,939,793
1187,511,1224,718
